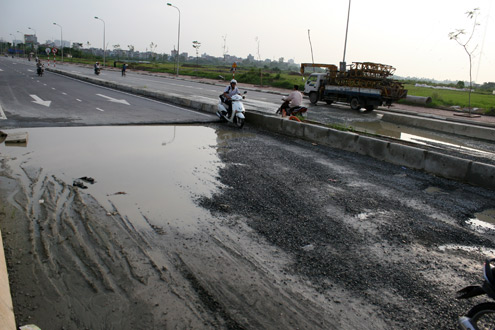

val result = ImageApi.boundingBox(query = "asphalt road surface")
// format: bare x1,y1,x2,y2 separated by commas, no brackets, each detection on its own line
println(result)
0,57,218,127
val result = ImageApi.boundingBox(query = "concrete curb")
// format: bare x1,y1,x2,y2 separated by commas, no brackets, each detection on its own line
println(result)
0,231,15,330
49,68,495,189
381,113,495,141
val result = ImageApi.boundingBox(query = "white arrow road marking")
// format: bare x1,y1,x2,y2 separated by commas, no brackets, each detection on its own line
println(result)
0,104,7,119
96,94,130,105
30,95,52,107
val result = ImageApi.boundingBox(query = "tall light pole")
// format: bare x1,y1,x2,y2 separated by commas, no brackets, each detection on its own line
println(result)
167,2,181,77
94,16,106,67
28,27,37,55
16,31,24,57
53,23,63,62
28,27,37,36
341,0,351,72
9,33,16,56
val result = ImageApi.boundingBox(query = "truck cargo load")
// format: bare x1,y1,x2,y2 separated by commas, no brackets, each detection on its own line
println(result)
301,62,407,111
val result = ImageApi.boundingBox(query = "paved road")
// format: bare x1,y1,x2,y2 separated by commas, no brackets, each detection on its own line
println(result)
0,57,218,127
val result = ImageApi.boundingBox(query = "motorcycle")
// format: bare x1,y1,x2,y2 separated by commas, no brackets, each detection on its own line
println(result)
275,97,307,117
37,66,44,77
216,91,247,128
94,67,101,75
457,256,495,329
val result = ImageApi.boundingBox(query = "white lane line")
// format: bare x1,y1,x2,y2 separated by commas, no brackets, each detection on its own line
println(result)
62,92,67,95
96,108,104,112
0,104,7,119
49,71,213,117
76,99,82,102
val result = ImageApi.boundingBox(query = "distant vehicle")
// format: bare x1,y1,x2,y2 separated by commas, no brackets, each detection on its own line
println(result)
301,62,407,112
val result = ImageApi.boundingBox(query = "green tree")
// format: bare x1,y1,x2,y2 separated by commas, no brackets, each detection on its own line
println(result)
456,81,465,89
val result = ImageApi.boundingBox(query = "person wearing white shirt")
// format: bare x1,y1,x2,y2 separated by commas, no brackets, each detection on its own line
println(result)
277,85,303,116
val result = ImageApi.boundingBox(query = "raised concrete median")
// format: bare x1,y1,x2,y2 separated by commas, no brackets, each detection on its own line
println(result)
0,231,15,330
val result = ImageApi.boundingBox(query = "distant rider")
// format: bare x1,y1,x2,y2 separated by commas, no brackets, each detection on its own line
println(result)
94,62,100,74
36,59,44,75
276,85,303,116
221,79,241,116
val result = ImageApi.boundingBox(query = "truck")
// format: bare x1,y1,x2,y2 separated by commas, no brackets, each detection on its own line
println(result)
301,62,407,112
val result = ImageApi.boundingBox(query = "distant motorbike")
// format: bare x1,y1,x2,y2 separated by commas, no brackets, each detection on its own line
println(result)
457,256,495,329
94,67,101,75
37,66,44,77
216,91,247,128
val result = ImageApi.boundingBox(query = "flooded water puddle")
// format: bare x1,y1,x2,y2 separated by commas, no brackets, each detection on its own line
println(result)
466,209,495,232
350,121,495,159
439,209,495,254
0,125,225,233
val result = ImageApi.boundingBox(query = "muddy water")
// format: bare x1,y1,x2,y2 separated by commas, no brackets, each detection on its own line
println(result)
350,120,495,161
1,126,222,232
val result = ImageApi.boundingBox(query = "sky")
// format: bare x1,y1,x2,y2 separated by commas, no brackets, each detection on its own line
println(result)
1,0,494,84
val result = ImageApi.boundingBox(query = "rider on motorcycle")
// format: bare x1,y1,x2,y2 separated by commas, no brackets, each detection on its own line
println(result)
221,79,242,116
94,62,100,74
36,59,44,75
276,85,303,117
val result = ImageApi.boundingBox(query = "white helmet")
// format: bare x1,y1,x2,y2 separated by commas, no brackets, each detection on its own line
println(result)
230,79,237,84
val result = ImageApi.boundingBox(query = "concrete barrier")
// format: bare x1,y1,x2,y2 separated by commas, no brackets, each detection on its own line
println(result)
0,231,16,330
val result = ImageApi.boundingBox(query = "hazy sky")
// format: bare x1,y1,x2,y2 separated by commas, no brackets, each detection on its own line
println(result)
1,0,494,83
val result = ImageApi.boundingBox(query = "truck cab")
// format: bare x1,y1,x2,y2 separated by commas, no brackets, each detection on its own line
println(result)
303,73,327,105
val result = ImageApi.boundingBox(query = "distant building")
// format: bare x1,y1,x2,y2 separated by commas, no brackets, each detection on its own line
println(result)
25,34,37,45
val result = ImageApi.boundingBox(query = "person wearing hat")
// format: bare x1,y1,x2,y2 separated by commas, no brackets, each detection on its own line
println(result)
221,79,241,116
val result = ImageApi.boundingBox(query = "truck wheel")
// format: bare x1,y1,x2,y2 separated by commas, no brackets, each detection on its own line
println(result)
350,97,361,110
309,92,318,105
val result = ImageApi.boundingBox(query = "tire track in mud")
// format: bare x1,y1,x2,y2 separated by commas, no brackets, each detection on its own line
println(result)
0,158,222,328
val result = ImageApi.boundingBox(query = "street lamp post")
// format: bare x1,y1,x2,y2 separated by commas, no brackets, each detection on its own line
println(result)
341,0,351,72
28,27,37,55
167,2,181,77
9,33,16,56
94,16,106,67
16,31,24,57
53,23,64,62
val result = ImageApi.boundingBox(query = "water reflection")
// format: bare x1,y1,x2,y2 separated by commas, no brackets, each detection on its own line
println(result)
0,126,222,232
350,121,494,159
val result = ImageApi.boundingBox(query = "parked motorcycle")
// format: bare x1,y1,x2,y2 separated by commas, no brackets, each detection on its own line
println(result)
457,256,495,329
216,91,247,128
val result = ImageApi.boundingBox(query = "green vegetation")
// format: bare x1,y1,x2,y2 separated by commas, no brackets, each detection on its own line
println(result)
400,84,495,112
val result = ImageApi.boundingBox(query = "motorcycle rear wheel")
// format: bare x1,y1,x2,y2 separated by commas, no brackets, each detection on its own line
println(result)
465,302,495,329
